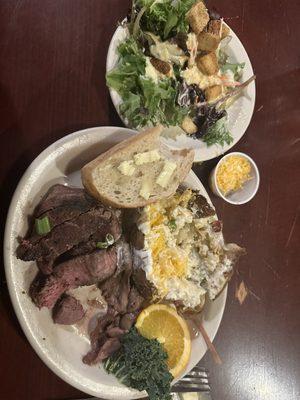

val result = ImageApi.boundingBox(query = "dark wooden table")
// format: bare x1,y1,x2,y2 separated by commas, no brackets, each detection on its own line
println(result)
1,1,299,399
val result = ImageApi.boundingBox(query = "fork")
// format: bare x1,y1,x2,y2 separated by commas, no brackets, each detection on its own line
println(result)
172,365,210,393
76,365,211,399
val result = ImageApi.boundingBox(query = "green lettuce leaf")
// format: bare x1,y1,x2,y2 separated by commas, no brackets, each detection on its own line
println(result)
106,37,187,128
217,49,228,66
135,0,197,39
221,61,245,81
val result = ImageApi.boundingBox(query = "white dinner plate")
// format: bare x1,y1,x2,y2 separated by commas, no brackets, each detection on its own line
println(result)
4,126,227,399
106,24,256,162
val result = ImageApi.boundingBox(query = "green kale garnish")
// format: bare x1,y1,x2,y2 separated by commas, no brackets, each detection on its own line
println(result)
104,327,173,400
203,116,233,147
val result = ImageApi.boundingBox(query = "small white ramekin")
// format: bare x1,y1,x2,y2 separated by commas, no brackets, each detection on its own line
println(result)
209,152,260,205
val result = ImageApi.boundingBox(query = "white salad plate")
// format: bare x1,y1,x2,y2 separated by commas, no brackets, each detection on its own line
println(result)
4,126,227,399
106,24,256,162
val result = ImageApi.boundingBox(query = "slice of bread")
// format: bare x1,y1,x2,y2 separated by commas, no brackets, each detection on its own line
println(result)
81,126,194,208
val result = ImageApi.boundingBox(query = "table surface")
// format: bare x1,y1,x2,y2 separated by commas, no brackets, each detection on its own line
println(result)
0,1,299,399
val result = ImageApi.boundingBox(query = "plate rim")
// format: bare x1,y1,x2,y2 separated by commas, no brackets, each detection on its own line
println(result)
4,126,227,398
106,22,256,162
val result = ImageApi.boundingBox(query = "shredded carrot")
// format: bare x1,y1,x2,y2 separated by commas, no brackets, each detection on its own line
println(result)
220,75,242,87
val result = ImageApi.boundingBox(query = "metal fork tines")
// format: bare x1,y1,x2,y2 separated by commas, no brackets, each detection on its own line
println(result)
172,366,210,393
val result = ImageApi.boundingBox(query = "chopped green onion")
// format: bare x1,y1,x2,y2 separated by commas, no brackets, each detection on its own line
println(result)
106,234,115,245
35,216,51,235
96,233,115,249
96,242,108,249
168,219,177,232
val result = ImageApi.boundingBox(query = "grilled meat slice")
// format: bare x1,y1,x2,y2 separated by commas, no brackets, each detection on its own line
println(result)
52,294,85,324
31,246,117,309
18,207,121,274
127,286,145,313
119,312,139,331
82,308,120,365
35,184,97,216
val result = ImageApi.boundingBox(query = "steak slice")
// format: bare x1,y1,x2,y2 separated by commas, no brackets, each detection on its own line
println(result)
83,240,147,366
82,308,118,365
100,241,132,314
106,326,125,338
53,294,85,324
92,338,121,363
100,270,131,314
18,207,121,274
65,216,121,258
132,268,154,300
119,312,139,331
127,286,145,313
31,246,117,309
21,185,98,246
35,184,97,217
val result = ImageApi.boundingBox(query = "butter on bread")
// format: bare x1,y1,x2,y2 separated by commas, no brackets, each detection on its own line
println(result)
81,126,194,208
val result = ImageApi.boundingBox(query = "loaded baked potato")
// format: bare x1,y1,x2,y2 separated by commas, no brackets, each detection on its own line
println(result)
129,188,245,313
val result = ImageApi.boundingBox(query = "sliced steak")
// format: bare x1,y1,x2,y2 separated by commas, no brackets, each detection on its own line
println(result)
132,268,154,300
66,216,121,258
35,185,96,217
18,207,121,274
100,270,131,314
100,269,131,314
127,286,145,313
106,326,125,338
20,185,98,247
83,240,147,365
31,246,117,308
99,240,133,314
83,308,119,365
119,312,138,331
93,338,121,363
53,295,85,324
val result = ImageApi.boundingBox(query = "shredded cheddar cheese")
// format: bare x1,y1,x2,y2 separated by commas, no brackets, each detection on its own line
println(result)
146,200,188,296
217,155,252,195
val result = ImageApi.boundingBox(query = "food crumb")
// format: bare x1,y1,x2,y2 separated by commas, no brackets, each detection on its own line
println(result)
22,290,26,294
235,281,248,304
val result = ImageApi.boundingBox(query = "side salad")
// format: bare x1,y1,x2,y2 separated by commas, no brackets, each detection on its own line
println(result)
106,0,255,147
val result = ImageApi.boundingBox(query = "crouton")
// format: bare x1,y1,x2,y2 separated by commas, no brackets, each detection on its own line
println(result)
150,57,171,75
198,19,231,51
221,23,230,39
208,19,222,36
187,1,209,34
205,85,223,102
208,19,230,39
196,52,219,75
182,116,198,135
197,32,220,51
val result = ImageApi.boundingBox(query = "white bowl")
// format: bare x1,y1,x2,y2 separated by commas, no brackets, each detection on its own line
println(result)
209,152,260,205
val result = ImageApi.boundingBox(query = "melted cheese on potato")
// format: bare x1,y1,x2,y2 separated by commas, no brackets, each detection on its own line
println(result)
136,189,241,309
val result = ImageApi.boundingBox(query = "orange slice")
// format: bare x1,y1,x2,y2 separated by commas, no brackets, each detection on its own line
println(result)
135,304,191,377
